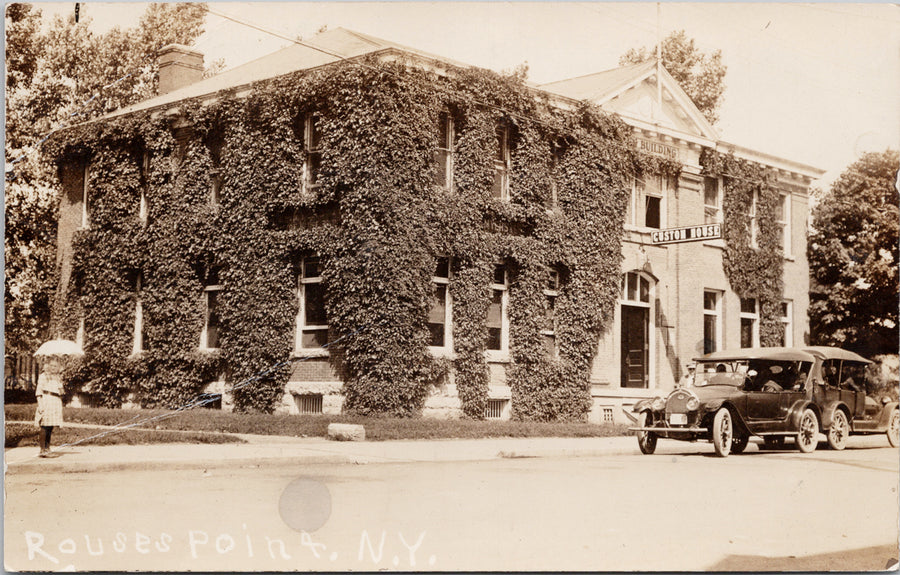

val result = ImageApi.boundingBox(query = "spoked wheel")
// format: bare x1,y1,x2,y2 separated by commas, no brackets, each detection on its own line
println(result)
887,409,899,448
827,409,849,451
712,408,733,457
731,431,749,454
796,408,820,453
637,411,657,455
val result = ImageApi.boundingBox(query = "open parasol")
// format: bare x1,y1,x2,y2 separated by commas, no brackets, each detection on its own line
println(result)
33,339,84,357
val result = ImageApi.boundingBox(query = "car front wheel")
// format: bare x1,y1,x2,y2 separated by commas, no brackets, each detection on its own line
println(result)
827,409,849,451
712,408,733,457
796,409,819,453
637,411,657,455
888,409,899,448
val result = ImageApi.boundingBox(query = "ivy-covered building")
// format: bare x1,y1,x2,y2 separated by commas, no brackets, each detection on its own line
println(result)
50,29,824,422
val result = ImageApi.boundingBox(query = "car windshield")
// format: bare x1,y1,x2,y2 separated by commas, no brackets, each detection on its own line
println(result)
693,359,813,391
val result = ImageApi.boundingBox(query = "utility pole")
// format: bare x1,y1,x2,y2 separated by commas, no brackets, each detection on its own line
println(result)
656,2,662,119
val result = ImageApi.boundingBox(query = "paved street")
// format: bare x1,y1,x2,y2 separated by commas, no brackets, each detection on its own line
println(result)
5,438,898,572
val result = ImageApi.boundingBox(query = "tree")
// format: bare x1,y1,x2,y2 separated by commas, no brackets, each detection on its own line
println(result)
808,150,900,357
4,3,209,356
620,30,727,125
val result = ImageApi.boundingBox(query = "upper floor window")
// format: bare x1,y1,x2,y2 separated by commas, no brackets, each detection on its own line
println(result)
428,257,452,349
747,189,759,248
775,193,791,256
491,126,510,200
739,297,759,348
201,267,223,350
296,257,328,351
294,114,322,196
207,131,224,207
704,177,721,224
132,272,148,355
435,114,455,192
542,267,561,358
486,264,509,352
628,173,665,229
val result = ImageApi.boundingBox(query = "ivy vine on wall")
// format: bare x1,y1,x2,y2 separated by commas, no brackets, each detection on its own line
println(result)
49,55,679,419
700,149,785,346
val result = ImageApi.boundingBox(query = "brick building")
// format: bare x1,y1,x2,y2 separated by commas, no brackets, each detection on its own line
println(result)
53,29,823,420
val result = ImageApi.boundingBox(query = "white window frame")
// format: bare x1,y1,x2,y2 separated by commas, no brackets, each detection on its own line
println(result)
777,193,792,257
704,176,722,224
200,271,222,351
301,115,322,196
436,114,455,192
739,297,760,348
541,268,560,359
492,126,510,201
548,145,560,210
295,257,329,355
76,316,85,349
485,263,509,360
132,273,145,356
428,257,453,356
81,161,91,229
781,300,793,347
628,173,666,230
703,289,723,354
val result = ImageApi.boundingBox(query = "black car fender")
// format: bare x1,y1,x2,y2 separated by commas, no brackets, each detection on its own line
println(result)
875,401,900,429
632,398,654,413
699,401,751,436
820,400,851,430
788,400,822,431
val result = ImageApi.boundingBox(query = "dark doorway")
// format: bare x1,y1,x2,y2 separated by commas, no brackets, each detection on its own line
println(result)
621,305,649,388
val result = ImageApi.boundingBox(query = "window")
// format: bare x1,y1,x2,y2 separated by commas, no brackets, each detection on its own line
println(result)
628,174,665,229
435,114,455,191
704,177,721,224
296,257,328,351
547,144,561,210
541,267,561,358
428,257,452,349
201,268,223,350
740,297,759,348
747,189,759,248
775,193,791,256
132,272,148,355
620,271,653,389
485,399,507,419
486,264,509,352
140,151,150,222
703,290,722,354
296,394,324,414
491,126,510,200
780,300,793,347
601,407,614,423
294,115,322,195
81,161,91,228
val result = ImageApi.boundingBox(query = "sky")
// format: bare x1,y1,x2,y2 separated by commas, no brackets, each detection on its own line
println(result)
31,2,900,188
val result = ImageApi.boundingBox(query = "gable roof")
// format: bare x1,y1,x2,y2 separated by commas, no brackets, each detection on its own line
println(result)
102,27,468,120
540,59,719,141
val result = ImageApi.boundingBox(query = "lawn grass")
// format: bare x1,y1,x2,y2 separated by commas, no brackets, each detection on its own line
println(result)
4,421,244,448
6,403,632,442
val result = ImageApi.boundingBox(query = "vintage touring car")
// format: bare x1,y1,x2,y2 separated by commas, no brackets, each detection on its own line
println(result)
630,346,900,457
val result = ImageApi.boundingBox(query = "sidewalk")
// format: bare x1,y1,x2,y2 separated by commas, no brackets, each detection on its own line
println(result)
4,433,642,474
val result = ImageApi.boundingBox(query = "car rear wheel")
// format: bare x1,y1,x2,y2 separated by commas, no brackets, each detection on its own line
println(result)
887,409,899,448
796,409,819,453
712,408,732,457
827,409,849,451
637,411,657,455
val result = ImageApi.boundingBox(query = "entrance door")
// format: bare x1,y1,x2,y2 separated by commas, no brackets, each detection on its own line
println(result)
621,305,649,388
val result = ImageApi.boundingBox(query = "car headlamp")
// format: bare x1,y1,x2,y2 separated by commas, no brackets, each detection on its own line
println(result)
651,397,666,411
686,397,700,411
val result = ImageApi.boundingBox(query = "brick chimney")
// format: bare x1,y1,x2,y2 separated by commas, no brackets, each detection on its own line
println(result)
157,44,204,94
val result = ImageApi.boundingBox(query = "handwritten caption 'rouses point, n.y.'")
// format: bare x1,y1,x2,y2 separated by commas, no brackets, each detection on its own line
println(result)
23,528,436,569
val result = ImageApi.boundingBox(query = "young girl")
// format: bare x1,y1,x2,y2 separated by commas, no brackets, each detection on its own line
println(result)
34,355,64,457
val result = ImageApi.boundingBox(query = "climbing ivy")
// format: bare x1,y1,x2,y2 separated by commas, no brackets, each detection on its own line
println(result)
48,54,679,418
700,149,784,346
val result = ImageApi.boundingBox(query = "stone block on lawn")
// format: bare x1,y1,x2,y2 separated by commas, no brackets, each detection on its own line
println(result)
327,423,366,441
